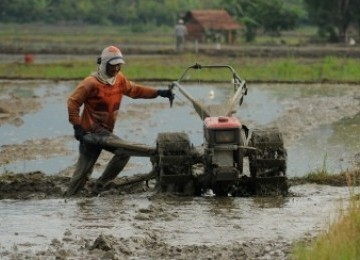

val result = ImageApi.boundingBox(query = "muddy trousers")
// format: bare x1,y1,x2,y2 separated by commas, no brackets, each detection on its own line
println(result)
64,132,130,197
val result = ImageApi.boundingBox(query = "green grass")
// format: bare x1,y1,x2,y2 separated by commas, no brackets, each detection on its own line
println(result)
3,55,360,82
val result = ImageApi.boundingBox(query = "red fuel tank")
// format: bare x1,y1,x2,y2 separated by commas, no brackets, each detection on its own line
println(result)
204,116,241,129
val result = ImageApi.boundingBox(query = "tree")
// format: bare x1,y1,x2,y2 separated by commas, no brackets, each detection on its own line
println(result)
304,0,360,42
0,0,222,27
257,0,298,36
221,0,300,42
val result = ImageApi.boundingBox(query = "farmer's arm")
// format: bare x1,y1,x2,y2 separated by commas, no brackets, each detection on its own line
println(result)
67,81,90,125
118,73,157,98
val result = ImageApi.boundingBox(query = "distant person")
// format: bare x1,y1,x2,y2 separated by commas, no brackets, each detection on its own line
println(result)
64,45,173,196
174,19,187,53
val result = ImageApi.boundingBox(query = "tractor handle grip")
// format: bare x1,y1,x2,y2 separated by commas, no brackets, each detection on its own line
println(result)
168,83,175,107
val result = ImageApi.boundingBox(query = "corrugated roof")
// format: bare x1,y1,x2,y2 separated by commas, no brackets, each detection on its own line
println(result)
187,10,241,30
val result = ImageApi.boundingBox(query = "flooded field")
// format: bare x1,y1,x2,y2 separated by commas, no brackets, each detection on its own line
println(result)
0,79,359,258
0,80,359,177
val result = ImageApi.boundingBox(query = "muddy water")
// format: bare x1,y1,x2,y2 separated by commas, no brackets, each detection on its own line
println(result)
0,184,357,258
0,80,359,176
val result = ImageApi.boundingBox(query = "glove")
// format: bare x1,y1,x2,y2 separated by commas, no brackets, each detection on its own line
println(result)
73,125,86,142
157,89,174,99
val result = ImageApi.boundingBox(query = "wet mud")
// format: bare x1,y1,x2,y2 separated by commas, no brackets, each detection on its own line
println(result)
0,173,358,259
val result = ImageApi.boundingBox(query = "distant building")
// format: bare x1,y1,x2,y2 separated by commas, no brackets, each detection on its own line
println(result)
183,9,242,44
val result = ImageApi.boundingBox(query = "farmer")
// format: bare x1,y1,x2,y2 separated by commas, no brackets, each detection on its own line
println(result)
65,45,173,196
174,19,187,53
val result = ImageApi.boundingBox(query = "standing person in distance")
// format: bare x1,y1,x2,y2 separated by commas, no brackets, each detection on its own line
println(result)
174,19,187,53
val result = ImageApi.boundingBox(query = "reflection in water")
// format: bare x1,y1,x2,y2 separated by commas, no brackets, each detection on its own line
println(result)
252,196,288,209
208,197,237,216
331,112,360,149
287,112,360,176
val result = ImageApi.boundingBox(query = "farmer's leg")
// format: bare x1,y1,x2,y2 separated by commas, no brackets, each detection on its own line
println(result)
96,152,130,187
96,133,131,186
65,142,101,196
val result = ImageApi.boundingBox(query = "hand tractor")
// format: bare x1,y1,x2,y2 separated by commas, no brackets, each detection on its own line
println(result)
84,64,288,196
151,64,288,196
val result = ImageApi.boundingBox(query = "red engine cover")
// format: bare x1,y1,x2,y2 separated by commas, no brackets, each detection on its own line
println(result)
204,116,241,129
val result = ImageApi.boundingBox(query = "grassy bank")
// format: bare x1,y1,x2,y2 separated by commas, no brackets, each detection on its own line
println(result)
293,194,360,259
2,54,360,82
290,167,360,187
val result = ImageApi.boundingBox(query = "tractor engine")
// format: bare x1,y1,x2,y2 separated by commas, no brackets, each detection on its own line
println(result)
202,116,246,195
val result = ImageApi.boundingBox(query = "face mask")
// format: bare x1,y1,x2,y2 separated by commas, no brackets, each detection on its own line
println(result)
96,62,117,85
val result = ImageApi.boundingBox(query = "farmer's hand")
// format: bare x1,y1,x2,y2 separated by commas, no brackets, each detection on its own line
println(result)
73,125,86,142
157,89,174,99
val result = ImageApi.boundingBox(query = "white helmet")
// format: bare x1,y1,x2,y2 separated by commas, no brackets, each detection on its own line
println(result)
99,45,125,65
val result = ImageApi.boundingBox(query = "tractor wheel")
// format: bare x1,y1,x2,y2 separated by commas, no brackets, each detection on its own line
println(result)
248,127,288,195
156,132,195,195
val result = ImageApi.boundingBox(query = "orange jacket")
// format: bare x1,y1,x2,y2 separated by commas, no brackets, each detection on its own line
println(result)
67,73,158,132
